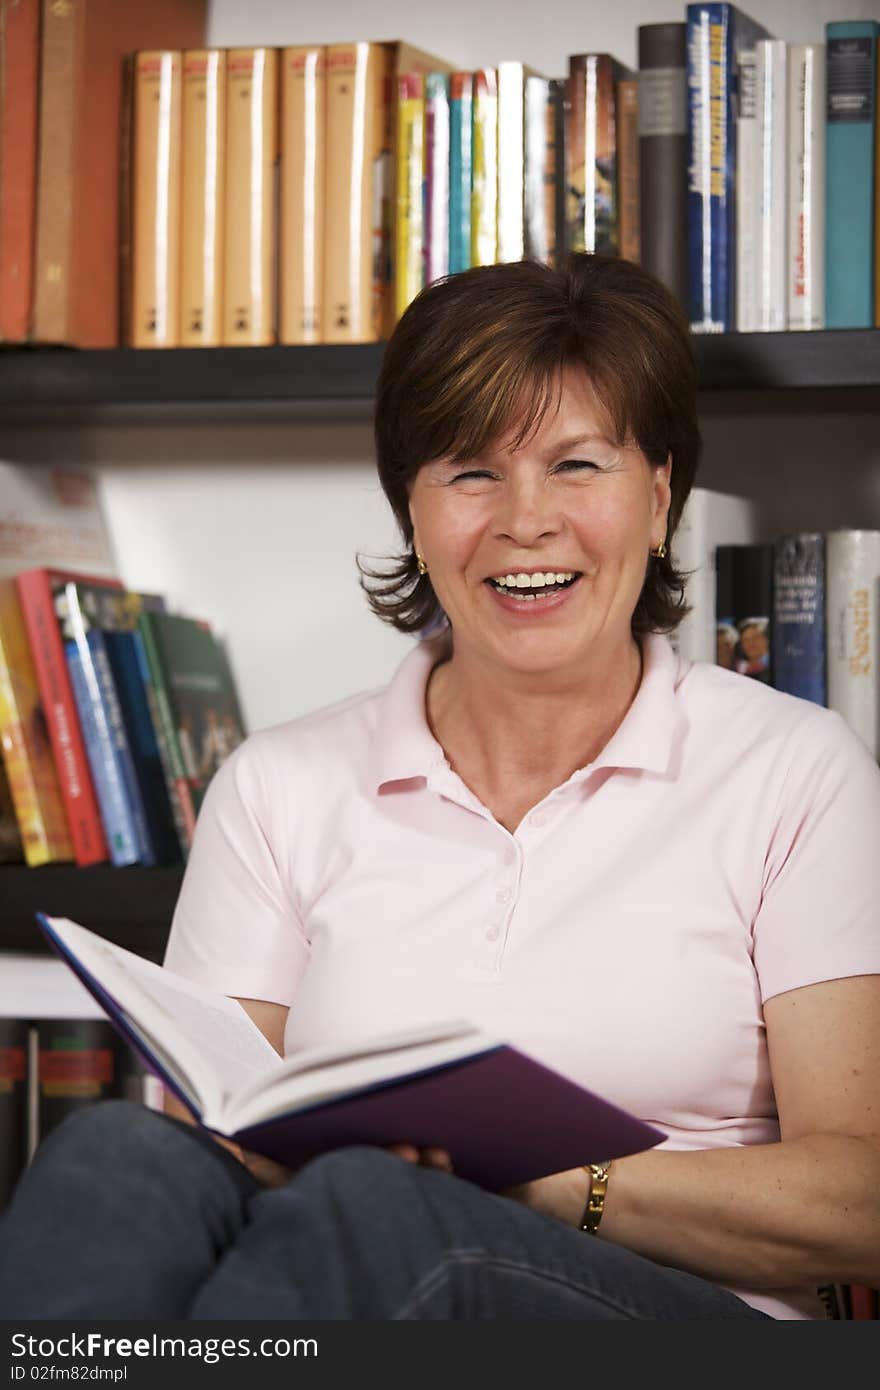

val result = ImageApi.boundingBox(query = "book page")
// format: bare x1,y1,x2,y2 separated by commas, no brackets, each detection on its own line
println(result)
41,918,281,1119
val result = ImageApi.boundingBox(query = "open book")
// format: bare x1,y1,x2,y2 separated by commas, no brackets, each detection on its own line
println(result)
36,914,665,1191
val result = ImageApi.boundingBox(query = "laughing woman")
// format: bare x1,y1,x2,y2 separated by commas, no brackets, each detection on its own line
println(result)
1,254,879,1320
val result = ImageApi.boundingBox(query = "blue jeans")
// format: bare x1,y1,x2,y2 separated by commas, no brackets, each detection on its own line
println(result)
0,1100,770,1319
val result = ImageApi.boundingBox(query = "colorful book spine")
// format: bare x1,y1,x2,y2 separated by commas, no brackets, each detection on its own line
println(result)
136,611,197,854
0,580,73,866
0,762,24,862
131,626,191,859
129,50,182,348
715,543,774,683
497,61,526,263
395,73,425,320
617,77,641,263
524,76,551,265
104,629,181,864
179,48,226,346
471,68,498,267
567,54,628,256
425,73,450,288
36,1019,133,1147
686,3,770,333
787,44,825,330
15,568,109,866
754,39,787,332
550,78,567,268
280,46,325,345
0,1018,29,1210
826,529,880,757
0,0,40,342
638,22,688,309
223,47,278,345
64,635,140,866
773,534,826,706
735,45,759,331
448,73,473,274
825,21,878,329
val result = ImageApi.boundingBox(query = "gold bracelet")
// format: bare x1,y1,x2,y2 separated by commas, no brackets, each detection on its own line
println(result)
579,1162,612,1235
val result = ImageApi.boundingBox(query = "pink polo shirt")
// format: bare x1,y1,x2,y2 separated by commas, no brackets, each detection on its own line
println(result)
164,631,880,1321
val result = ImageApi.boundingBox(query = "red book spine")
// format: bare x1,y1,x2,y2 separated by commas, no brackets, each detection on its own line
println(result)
15,568,109,865
0,0,41,340
849,1284,879,1319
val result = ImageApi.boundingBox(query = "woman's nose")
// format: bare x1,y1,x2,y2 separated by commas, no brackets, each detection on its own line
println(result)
490,479,563,545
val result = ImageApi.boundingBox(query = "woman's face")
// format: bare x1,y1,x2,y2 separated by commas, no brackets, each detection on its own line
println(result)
408,365,672,683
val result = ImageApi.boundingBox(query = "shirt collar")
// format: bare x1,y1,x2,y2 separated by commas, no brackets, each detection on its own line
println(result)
372,630,689,792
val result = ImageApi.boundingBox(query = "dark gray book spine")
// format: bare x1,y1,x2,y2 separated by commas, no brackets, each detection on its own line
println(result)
638,22,688,310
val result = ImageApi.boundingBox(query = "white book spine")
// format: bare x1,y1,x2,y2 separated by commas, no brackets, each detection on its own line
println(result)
787,43,825,330
497,61,525,262
755,39,787,333
826,529,880,759
735,48,759,333
524,76,550,263
426,81,450,286
670,488,761,664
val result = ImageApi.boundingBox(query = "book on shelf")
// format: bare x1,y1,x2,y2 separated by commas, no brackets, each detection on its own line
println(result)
825,529,880,759
279,46,325,346
0,463,117,582
36,915,666,1190
0,1018,29,1211
616,76,640,264
15,567,122,867
0,579,74,867
787,44,825,331
0,761,24,864
179,49,226,347
638,22,688,310
523,75,557,268
715,543,774,683
448,72,473,275
424,73,451,289
567,52,632,257
223,47,278,346
669,487,762,665
128,50,182,349
35,1015,138,1143
136,610,246,857
685,3,770,334
753,39,787,333
30,0,207,349
497,61,543,264
395,72,426,321
471,68,499,268
734,41,759,331
772,534,826,707
824,21,878,330
0,0,40,343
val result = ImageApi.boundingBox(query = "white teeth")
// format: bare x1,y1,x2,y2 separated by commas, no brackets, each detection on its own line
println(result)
516,574,530,588
492,570,576,588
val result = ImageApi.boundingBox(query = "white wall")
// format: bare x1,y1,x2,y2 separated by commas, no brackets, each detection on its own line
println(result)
5,0,880,735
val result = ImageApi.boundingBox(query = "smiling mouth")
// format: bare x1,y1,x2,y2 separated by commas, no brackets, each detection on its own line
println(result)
485,573,582,600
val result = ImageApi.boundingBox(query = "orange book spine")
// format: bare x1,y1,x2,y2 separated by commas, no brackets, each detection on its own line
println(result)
0,0,41,341
617,77,640,263
0,581,73,865
15,568,109,866
130,50,182,348
180,48,226,346
324,42,390,344
31,0,82,344
223,47,278,346
280,46,325,344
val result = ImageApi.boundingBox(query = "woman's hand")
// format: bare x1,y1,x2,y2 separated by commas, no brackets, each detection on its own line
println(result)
236,1142,454,1189
386,1143,455,1173
502,1167,590,1228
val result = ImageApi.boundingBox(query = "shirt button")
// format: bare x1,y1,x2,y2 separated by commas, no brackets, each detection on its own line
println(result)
496,887,512,904
486,926,500,941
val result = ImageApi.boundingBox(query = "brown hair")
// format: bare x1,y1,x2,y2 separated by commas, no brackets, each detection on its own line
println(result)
358,253,701,636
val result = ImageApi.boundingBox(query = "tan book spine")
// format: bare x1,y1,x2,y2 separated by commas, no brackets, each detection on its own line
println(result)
32,0,83,344
223,47,278,346
324,42,389,344
130,51,182,348
280,46,325,344
617,78,640,263
180,49,225,346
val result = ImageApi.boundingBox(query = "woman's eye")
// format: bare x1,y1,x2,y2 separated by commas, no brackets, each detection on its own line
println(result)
555,459,598,473
450,470,494,482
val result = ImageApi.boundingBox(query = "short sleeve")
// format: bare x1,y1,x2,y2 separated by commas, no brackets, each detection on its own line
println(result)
754,709,880,1003
162,734,310,1006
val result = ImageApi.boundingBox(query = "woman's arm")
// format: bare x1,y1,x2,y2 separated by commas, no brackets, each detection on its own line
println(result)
508,974,880,1291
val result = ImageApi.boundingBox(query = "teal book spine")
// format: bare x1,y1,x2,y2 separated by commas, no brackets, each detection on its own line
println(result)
449,73,472,274
825,21,878,328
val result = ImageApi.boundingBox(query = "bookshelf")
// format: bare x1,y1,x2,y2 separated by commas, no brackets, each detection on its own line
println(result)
1,332,879,416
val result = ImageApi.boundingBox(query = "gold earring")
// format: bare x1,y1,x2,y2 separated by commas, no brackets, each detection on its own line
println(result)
416,552,428,576
650,541,667,560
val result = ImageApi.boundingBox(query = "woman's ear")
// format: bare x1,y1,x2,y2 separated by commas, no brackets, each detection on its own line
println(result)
653,454,673,527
